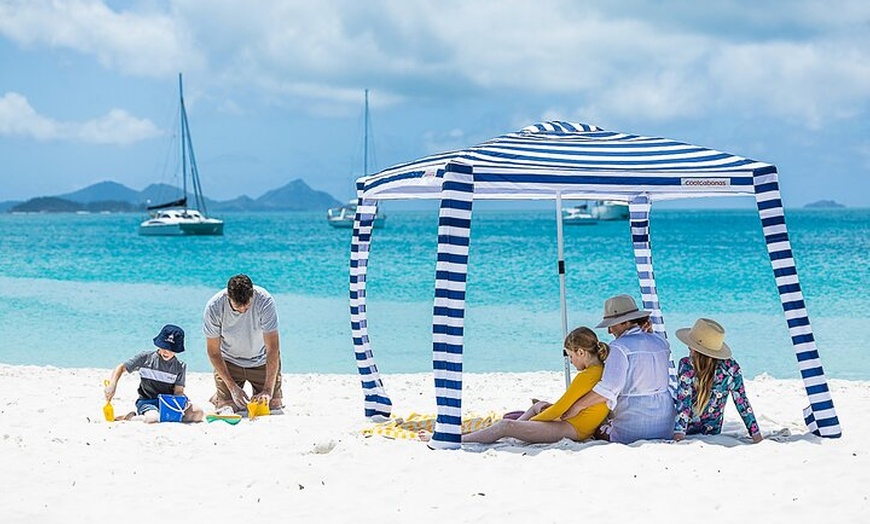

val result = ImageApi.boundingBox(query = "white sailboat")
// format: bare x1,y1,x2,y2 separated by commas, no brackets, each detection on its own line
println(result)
562,200,629,224
562,206,598,225
139,74,224,236
589,200,629,220
327,89,386,229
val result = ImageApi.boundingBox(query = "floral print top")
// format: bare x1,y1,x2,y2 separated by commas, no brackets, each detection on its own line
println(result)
674,356,760,437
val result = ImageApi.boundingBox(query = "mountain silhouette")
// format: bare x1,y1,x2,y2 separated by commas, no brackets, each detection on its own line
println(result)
6,179,342,213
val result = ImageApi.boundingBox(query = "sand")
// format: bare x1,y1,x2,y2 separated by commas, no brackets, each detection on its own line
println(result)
0,364,867,523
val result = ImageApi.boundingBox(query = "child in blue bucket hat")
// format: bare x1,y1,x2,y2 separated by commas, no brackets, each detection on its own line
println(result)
104,324,204,423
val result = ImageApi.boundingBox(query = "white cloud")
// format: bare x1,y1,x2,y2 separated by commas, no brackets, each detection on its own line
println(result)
422,127,467,154
856,141,870,170
0,0,205,76
0,92,161,145
181,1,870,127
709,40,870,128
1,1,869,128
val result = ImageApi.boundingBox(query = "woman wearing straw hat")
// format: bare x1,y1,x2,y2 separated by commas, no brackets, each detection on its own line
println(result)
673,318,763,443
561,294,675,443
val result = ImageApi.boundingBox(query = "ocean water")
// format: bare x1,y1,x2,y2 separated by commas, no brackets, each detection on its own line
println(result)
0,207,867,380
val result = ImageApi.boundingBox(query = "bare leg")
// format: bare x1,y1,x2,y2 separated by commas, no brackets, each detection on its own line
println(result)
183,404,205,423
143,411,159,424
462,419,577,444
116,411,137,421
517,401,551,421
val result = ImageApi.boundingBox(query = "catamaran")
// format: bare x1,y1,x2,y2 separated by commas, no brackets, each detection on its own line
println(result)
139,74,224,236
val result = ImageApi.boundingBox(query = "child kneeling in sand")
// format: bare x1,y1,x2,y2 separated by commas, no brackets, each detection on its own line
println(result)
673,318,763,443
421,326,610,444
104,324,204,423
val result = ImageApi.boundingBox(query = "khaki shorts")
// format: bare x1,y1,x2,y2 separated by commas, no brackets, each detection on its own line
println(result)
212,360,283,409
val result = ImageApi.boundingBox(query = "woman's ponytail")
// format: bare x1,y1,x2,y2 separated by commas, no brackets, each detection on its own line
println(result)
596,341,610,363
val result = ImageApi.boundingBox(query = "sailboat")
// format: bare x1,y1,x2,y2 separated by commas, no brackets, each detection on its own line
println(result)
562,200,629,224
138,74,224,236
327,89,386,229
588,200,629,220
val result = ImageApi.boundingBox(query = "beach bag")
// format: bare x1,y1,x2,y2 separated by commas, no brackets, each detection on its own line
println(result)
157,394,188,423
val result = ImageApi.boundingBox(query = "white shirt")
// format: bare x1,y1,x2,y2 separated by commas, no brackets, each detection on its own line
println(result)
593,326,675,443
202,286,279,368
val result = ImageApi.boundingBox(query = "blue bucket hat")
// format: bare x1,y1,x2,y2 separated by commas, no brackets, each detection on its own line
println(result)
153,324,185,353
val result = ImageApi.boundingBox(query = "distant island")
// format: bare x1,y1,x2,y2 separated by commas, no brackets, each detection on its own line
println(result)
1,179,342,214
804,200,845,209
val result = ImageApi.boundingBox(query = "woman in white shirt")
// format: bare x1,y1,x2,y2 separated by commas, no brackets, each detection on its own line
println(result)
561,294,675,443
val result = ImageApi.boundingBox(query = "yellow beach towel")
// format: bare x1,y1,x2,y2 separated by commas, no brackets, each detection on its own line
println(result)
362,412,502,440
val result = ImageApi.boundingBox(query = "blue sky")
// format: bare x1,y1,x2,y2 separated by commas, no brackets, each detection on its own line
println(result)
1,0,869,207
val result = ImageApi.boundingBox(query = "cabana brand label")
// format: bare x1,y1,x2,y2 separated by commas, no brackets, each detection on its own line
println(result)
681,178,731,187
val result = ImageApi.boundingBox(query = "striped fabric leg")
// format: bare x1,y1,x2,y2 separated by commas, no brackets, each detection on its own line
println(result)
429,162,474,450
351,196,392,418
629,195,676,396
754,169,841,437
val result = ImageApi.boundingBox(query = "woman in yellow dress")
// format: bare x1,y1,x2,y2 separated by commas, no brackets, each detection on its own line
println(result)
460,326,610,444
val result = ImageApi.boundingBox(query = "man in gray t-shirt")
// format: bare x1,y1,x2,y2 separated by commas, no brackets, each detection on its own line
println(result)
203,274,283,410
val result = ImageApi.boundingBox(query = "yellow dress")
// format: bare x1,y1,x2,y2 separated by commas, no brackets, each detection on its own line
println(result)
530,364,608,440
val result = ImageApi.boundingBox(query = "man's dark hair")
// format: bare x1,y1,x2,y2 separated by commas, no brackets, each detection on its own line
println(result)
227,274,254,305
628,316,651,327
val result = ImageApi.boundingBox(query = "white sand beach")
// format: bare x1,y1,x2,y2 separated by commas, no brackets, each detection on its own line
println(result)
1,364,867,523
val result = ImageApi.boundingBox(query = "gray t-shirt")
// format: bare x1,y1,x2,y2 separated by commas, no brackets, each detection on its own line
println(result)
202,285,279,368
124,351,186,400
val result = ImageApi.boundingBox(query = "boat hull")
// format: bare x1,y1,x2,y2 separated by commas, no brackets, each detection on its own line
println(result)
327,216,385,229
139,217,224,236
591,201,629,220
562,206,598,226
563,215,598,225
327,201,385,229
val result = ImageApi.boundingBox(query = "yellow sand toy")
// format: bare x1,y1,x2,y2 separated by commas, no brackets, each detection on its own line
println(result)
102,380,115,422
247,398,271,419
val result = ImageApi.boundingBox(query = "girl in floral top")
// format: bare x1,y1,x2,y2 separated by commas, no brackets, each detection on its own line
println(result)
673,318,763,443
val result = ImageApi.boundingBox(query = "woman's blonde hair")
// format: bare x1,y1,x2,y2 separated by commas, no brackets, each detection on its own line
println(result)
564,326,610,363
691,350,718,414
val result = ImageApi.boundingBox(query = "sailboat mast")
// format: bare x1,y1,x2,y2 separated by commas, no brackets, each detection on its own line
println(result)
363,89,369,177
178,73,188,206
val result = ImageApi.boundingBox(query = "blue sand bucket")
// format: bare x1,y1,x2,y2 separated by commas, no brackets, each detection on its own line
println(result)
158,394,188,423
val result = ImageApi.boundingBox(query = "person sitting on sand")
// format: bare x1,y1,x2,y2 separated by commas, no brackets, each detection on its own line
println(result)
673,318,763,443
104,324,204,423
421,326,610,444
559,294,675,443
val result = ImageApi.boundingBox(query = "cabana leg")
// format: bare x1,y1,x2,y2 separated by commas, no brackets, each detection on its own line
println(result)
754,169,842,437
350,196,392,418
555,192,571,389
429,162,474,450
629,195,677,396
629,195,667,333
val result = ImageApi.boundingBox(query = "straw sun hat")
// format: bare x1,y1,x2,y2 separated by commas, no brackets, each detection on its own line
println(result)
594,294,651,328
675,318,732,359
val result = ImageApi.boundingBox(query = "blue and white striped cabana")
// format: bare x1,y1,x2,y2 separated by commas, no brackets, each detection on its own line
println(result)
349,121,841,449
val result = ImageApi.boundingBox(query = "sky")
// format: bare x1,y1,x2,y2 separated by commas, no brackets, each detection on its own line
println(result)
1,0,869,207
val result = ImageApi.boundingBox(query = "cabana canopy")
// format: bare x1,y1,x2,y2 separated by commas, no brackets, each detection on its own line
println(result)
348,121,841,449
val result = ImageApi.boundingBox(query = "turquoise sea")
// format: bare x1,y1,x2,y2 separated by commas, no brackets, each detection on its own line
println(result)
0,208,867,380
